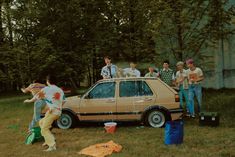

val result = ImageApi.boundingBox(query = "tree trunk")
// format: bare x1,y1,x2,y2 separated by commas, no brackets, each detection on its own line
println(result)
177,24,183,61
87,65,92,86
174,1,184,61
69,77,78,93
92,52,96,84
129,0,136,62
0,1,4,45
5,2,13,47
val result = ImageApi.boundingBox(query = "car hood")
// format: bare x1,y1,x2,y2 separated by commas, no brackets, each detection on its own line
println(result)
66,95,81,101
63,95,81,111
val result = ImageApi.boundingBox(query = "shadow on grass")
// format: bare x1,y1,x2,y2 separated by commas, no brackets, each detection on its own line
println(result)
75,121,143,128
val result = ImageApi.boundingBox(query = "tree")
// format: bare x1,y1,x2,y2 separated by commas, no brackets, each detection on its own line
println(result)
0,0,234,91
152,0,235,61
0,0,3,45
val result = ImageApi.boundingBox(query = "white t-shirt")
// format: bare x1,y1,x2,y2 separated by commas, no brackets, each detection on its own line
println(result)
123,68,141,77
36,85,65,116
176,69,189,89
187,67,203,84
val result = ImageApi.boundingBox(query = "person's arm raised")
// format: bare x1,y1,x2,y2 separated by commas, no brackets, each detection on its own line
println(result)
24,97,37,103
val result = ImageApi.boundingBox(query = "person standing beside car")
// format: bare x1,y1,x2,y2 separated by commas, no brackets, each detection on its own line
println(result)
186,59,204,118
175,61,191,116
101,56,118,79
159,60,175,86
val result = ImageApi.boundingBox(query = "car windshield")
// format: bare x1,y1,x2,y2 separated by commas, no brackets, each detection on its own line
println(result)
82,83,97,98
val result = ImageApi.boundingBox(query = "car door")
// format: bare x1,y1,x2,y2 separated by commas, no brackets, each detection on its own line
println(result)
116,80,155,120
134,80,156,111
79,81,117,121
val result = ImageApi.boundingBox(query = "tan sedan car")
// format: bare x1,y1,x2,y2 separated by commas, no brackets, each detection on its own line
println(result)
56,77,183,129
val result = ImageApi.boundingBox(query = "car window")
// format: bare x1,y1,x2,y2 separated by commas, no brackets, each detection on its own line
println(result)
119,81,138,97
119,81,153,97
139,81,153,96
88,82,115,99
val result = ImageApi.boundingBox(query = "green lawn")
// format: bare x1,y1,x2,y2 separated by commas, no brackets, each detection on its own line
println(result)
0,89,235,157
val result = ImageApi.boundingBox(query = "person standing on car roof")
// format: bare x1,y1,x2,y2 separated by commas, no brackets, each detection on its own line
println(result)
145,65,159,78
101,56,118,79
186,59,204,118
159,60,175,86
123,62,141,77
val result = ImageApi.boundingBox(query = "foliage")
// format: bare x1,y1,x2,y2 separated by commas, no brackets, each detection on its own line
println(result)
0,0,234,91
152,0,235,61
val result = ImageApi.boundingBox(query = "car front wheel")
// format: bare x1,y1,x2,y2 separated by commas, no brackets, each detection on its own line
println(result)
56,112,76,129
146,110,166,128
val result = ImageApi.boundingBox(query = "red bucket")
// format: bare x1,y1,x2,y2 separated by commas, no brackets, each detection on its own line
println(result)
104,122,117,133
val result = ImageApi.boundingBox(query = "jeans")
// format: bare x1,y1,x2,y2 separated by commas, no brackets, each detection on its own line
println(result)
179,85,190,112
29,99,46,130
188,84,202,115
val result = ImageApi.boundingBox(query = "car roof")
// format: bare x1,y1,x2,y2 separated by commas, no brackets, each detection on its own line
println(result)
97,77,158,83
97,77,178,94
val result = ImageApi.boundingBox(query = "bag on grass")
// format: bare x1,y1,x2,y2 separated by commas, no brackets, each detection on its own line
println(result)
199,112,219,127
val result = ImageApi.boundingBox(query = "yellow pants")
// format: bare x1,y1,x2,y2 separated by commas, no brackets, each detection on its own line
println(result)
39,112,59,147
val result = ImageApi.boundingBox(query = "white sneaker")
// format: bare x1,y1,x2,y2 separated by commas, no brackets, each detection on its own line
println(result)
42,142,48,147
186,113,190,117
43,145,56,152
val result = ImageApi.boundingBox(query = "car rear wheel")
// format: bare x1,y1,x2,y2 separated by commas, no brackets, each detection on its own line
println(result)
146,110,166,128
56,112,76,129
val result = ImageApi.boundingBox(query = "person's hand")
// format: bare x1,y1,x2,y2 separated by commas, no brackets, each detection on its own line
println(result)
195,78,199,82
21,88,26,93
179,79,184,84
190,79,195,83
173,81,178,87
24,99,31,103
48,108,52,113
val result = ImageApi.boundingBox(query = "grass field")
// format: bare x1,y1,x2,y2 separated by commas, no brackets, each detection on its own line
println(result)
0,89,235,157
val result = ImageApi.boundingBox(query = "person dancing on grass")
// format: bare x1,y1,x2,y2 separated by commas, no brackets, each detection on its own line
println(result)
22,79,46,132
25,75,65,151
